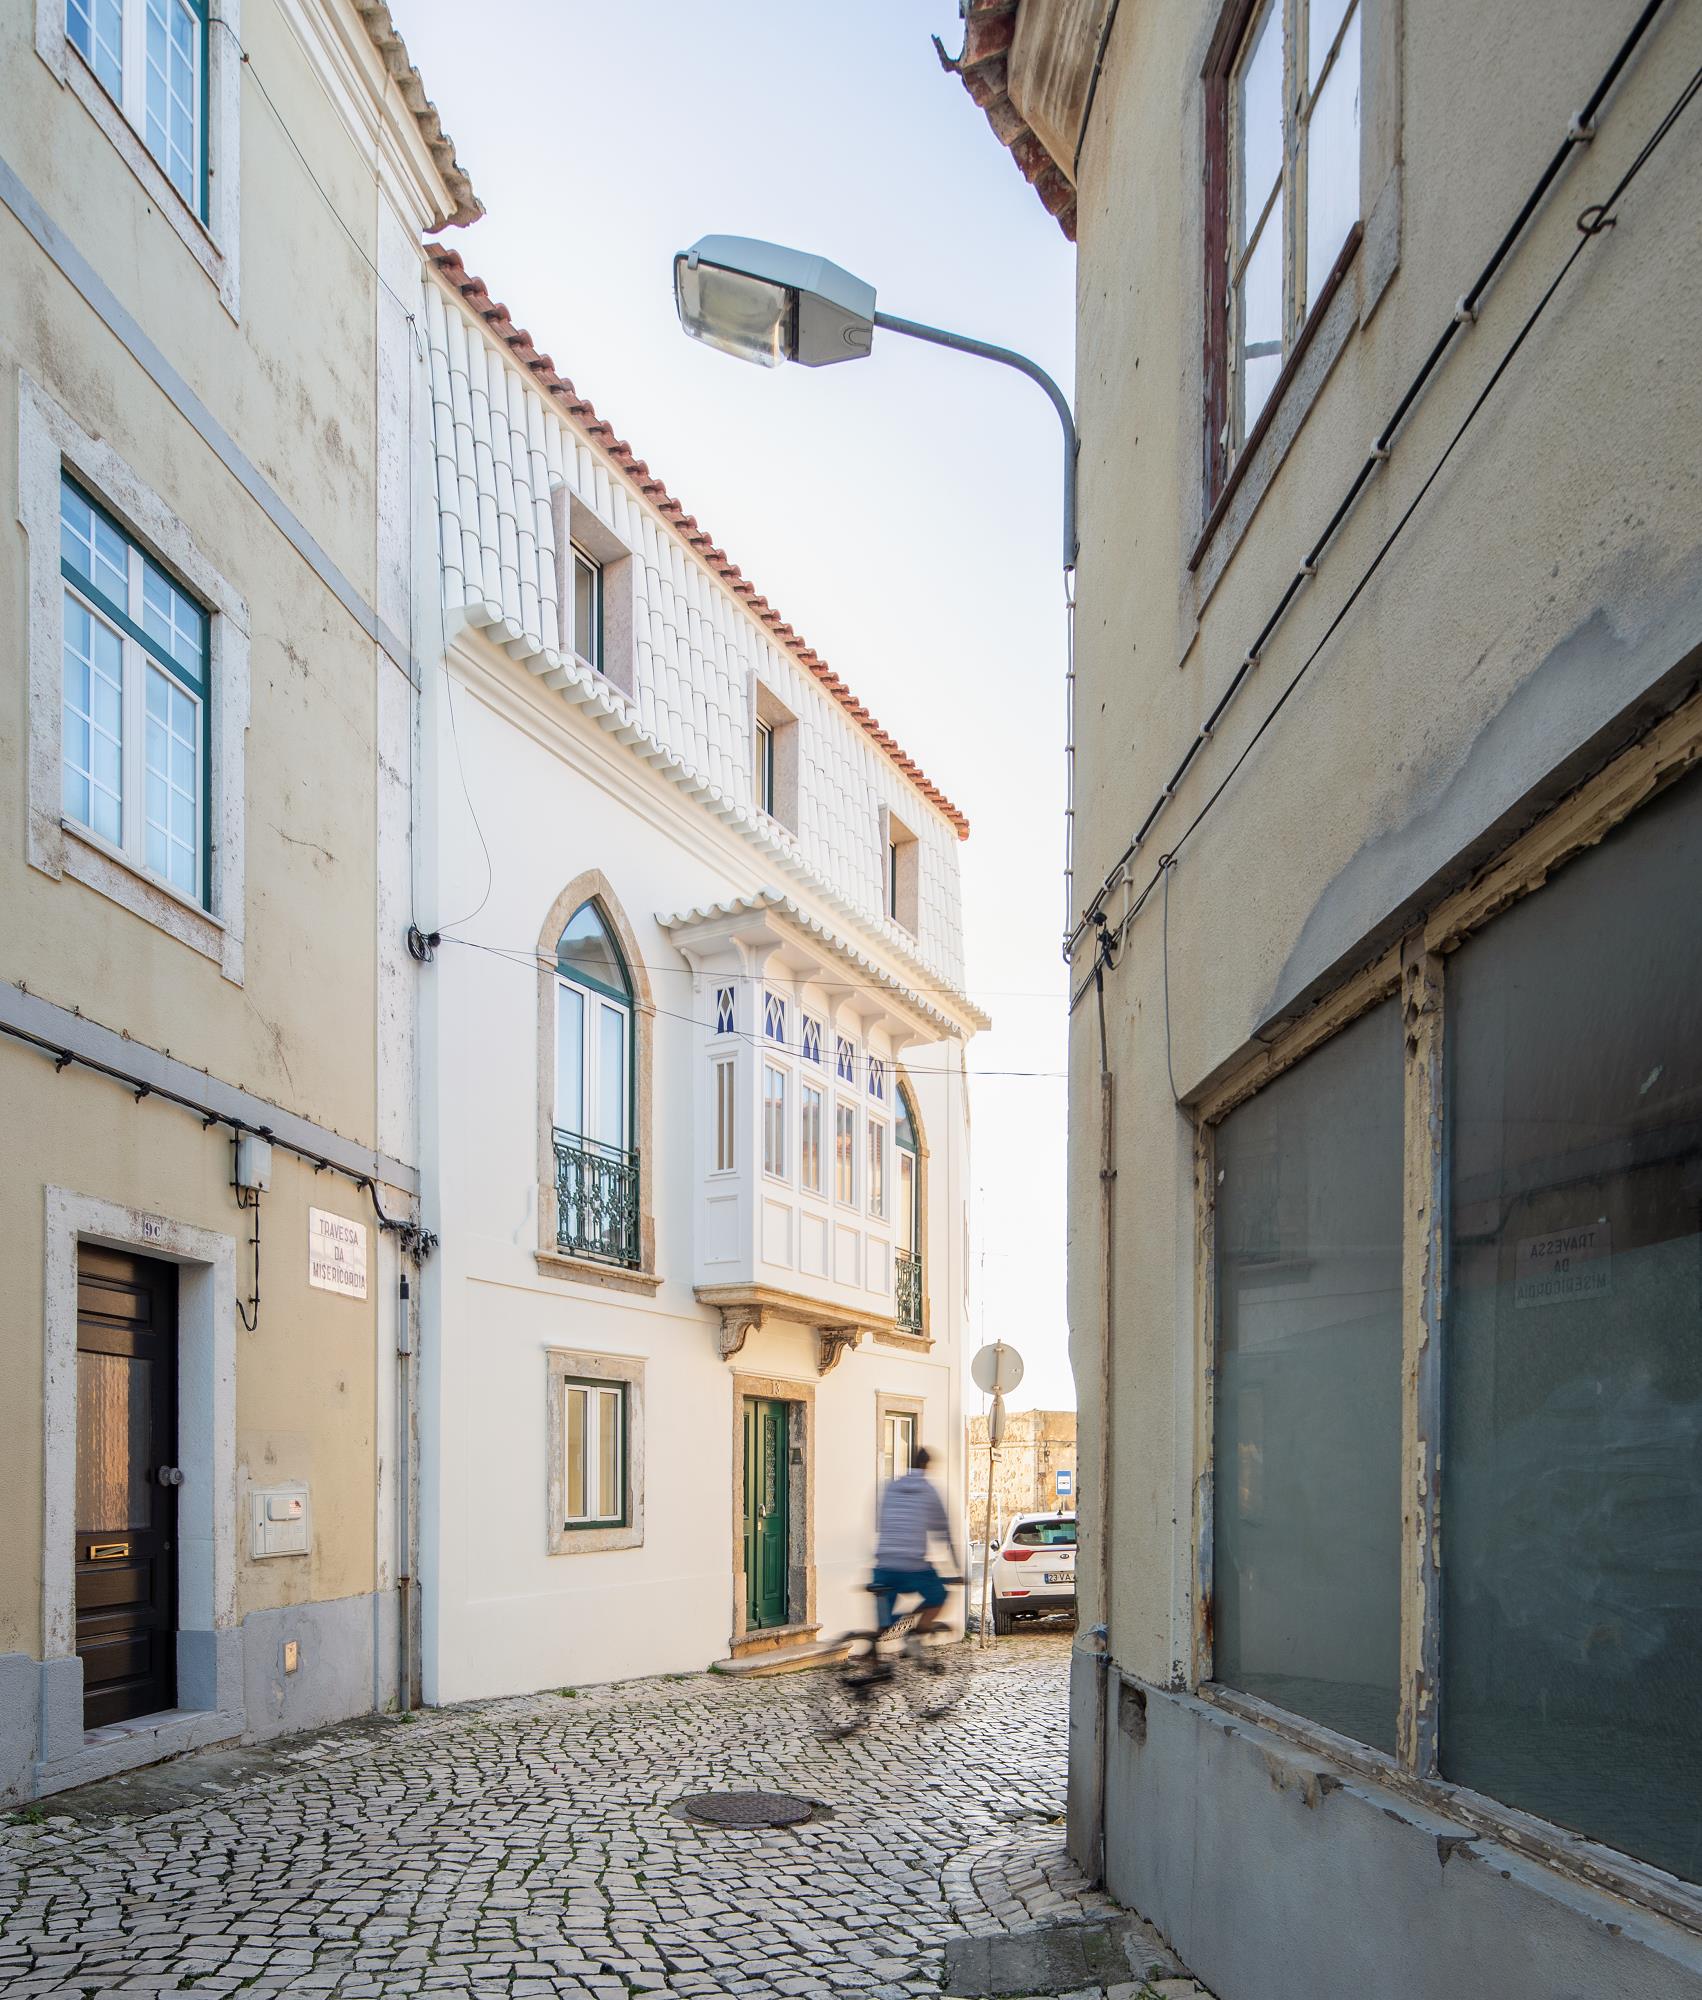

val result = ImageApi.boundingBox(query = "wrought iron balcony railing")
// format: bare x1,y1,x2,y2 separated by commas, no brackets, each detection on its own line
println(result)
553,1129,641,1267
895,1246,923,1333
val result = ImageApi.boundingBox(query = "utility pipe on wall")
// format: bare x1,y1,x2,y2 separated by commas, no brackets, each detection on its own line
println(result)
397,1268,413,1715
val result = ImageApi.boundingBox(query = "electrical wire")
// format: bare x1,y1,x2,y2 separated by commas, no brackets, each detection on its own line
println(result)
1065,0,1677,968
1070,32,1702,1015
437,935,1068,1079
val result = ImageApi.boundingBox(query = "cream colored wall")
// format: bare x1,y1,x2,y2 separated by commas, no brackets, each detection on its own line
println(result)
0,0,390,1130
0,0,440,1662
0,1054,385,1653
1065,0,1702,1683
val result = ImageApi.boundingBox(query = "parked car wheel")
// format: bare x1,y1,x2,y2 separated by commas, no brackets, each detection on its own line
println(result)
992,1600,1014,1636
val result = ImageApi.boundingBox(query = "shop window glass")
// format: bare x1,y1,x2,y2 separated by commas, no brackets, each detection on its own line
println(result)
1443,772,1702,1881
1213,1000,1403,1751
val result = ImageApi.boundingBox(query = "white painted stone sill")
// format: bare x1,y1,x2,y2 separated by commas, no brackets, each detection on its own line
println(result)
64,820,226,929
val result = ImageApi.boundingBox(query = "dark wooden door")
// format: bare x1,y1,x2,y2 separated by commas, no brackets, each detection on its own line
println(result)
743,1398,790,1630
76,1247,178,1727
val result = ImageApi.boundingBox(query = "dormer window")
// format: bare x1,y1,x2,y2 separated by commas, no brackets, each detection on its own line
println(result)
756,718,776,815
570,543,602,673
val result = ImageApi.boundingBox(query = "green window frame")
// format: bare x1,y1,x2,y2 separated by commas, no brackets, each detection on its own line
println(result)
59,472,212,906
64,0,212,219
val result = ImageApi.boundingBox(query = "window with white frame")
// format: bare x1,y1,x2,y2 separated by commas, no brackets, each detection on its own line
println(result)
755,717,775,816
879,1406,918,1491
763,1063,788,1179
553,901,638,1266
835,1099,857,1206
868,1116,887,1220
764,991,787,1044
800,1014,822,1066
562,1377,626,1528
65,0,208,214
570,543,603,672
60,474,208,904
713,1057,736,1173
867,1056,885,1102
800,1082,825,1194
836,1034,856,1085
715,985,736,1036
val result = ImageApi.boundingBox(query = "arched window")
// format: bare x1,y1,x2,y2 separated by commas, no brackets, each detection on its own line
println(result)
554,901,638,1264
895,1086,922,1332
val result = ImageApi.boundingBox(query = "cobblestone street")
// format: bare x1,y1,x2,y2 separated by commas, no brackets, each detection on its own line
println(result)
0,1635,1210,2000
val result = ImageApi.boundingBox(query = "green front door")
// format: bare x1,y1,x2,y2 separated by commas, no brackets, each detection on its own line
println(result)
743,1397,790,1629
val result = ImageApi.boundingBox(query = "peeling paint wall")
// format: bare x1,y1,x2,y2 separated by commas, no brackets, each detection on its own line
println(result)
1056,0,1702,1982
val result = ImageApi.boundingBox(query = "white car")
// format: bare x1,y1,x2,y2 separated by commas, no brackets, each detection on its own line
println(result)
990,1511,1077,1633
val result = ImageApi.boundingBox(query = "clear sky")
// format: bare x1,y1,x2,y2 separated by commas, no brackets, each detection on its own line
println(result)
398,0,1079,1409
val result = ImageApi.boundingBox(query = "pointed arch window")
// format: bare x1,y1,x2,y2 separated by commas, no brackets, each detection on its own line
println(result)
895,1087,923,1332
554,900,639,1265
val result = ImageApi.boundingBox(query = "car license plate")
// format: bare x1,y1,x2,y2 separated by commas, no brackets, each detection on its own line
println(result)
1046,1570,1075,1585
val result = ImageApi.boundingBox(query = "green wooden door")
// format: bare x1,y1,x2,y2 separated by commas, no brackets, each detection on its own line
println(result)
743,1398,790,1629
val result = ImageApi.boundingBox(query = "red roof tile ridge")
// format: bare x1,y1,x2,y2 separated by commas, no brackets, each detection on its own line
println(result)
934,0,1077,243
426,242,971,838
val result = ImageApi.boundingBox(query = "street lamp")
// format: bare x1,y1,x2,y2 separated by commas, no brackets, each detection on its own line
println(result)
673,235,1077,572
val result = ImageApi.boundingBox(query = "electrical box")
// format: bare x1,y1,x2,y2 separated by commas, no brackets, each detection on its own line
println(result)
235,1134,273,1192
250,1484,310,1559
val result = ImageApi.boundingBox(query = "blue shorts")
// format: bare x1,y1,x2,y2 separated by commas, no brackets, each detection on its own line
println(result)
872,1565,947,1628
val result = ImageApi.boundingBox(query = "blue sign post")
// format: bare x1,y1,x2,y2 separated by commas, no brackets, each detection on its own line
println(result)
1055,1467,1073,1499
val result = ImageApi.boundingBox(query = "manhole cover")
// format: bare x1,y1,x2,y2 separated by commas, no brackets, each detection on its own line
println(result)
675,1790,816,1828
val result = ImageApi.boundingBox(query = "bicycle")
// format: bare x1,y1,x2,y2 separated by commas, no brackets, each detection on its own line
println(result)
814,1578,971,1740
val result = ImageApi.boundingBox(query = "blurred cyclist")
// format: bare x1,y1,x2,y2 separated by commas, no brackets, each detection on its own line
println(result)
871,1445,959,1636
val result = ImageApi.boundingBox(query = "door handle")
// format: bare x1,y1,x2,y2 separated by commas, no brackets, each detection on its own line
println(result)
156,1465,185,1487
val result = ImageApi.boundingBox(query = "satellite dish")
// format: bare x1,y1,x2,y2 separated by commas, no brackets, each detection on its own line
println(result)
971,1341,1024,1397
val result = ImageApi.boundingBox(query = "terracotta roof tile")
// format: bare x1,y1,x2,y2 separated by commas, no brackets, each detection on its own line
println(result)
425,243,971,838
935,0,1076,242
354,3,481,228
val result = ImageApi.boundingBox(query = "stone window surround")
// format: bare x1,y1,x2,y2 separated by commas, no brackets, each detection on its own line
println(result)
753,678,801,833
33,0,242,320
1188,0,1403,609
554,486,637,697
37,1186,242,1794
874,1391,926,1524
874,1064,933,1352
533,868,661,1294
19,372,251,984
1185,687,1702,1930
880,803,920,935
727,1371,816,1647
545,1347,645,1556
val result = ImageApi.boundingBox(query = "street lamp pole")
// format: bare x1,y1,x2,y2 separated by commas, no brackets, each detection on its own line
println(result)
869,310,1077,575
672,233,1082,931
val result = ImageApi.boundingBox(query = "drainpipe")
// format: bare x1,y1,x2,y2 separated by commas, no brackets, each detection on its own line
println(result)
397,1268,413,1714
1084,928,1117,1884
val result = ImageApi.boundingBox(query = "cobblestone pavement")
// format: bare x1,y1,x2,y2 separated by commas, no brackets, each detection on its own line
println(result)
0,1635,1213,2000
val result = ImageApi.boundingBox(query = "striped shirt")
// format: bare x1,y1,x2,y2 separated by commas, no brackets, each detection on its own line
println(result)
875,1470,955,1569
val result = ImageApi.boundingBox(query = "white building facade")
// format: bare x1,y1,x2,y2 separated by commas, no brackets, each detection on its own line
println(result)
416,247,984,1699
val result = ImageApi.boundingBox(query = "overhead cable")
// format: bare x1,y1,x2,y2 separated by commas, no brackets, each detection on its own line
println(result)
1064,0,1675,971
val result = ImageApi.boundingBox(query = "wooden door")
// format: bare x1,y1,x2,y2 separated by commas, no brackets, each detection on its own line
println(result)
75,1247,178,1727
743,1398,790,1630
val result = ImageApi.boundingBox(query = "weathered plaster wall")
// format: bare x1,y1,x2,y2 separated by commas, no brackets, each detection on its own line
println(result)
1066,0,1702,1688
0,0,444,1794
1060,0,1702,1979
1101,1673,1702,2000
